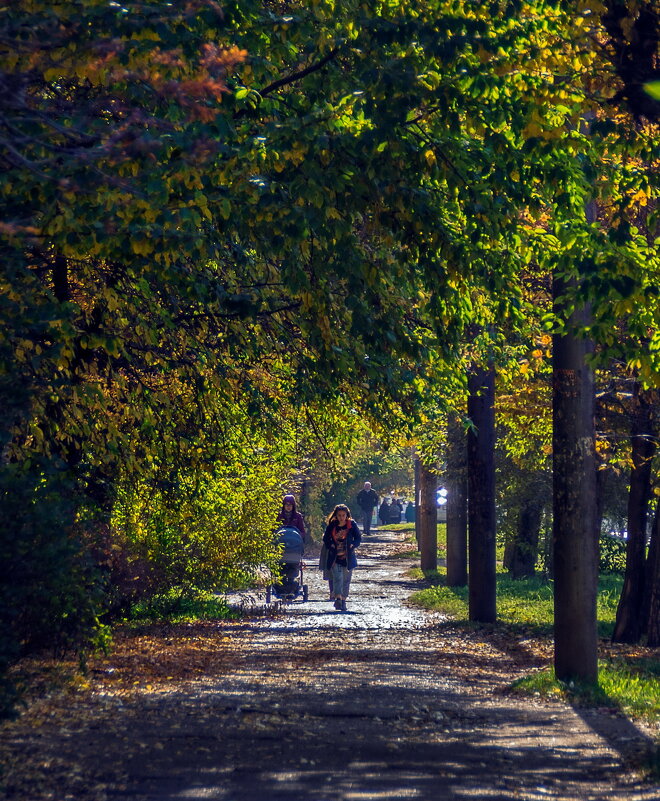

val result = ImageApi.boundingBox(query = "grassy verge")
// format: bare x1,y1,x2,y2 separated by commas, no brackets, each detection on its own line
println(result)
511,660,660,720
409,567,659,772
382,522,416,532
510,659,660,776
126,590,240,625
410,570,622,637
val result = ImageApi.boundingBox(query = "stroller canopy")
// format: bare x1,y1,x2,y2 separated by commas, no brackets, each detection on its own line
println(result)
276,526,304,563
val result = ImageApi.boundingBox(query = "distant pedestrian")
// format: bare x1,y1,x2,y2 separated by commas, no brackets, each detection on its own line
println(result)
356,481,379,535
323,504,361,612
389,498,402,524
379,498,391,526
405,499,415,523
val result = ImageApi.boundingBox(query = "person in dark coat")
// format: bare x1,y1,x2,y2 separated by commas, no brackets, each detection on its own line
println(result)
323,504,361,612
276,494,306,541
388,498,402,524
405,499,415,523
379,498,391,526
356,481,379,535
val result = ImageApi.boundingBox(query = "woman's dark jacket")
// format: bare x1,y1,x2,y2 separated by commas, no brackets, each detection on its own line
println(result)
322,519,361,571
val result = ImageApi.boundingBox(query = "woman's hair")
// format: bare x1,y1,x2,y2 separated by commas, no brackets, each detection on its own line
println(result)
327,503,352,524
280,494,297,513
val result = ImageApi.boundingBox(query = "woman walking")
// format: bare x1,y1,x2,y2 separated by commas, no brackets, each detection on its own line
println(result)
276,494,307,542
322,504,361,612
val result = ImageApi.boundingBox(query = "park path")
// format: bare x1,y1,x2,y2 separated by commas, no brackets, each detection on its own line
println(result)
1,530,658,801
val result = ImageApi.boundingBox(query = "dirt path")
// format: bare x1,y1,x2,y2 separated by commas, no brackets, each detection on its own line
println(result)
1,530,658,800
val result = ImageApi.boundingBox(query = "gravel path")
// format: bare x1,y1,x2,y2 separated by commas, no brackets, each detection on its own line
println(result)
1,530,658,800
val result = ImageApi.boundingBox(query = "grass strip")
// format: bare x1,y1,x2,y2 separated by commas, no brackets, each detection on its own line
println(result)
410,571,622,637
409,568,658,773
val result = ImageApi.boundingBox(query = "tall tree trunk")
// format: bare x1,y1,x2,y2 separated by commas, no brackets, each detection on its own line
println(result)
509,491,544,579
446,417,468,586
53,252,71,303
646,499,660,646
414,454,421,548
552,274,598,683
613,383,656,643
419,459,437,571
467,364,496,623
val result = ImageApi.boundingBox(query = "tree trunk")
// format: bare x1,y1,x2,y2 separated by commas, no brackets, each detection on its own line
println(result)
419,458,437,571
613,383,656,643
509,492,544,579
414,454,421,548
646,499,660,646
53,252,71,303
446,417,468,586
467,364,496,623
552,274,598,683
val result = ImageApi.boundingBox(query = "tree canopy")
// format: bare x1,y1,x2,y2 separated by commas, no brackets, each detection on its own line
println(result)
2,0,660,708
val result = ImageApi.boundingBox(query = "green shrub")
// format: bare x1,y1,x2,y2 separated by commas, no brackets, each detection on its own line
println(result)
0,462,107,717
127,590,238,624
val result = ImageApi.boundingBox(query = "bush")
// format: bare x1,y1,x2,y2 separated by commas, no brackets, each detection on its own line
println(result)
84,523,168,620
0,462,106,717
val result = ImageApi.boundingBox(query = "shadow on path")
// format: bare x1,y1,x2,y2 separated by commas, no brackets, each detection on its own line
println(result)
0,530,657,801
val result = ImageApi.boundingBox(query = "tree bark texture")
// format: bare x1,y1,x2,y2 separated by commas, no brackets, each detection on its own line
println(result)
613,383,657,643
467,364,496,623
446,417,468,586
419,458,438,572
414,454,421,548
552,276,598,683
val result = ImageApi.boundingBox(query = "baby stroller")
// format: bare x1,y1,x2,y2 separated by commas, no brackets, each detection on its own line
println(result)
266,526,308,603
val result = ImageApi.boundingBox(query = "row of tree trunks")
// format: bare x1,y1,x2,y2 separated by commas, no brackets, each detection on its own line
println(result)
435,364,496,625
440,309,658,676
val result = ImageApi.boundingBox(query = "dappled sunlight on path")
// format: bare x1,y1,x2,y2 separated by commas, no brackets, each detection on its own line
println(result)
0,530,657,801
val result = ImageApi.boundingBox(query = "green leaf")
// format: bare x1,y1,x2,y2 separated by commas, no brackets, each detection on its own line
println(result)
643,81,660,101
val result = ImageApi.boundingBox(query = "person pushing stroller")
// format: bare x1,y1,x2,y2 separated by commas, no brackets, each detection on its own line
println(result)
266,494,308,603
322,504,361,612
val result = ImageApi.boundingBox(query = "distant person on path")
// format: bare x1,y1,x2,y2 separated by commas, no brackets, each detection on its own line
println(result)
389,498,402,524
276,494,307,542
379,497,391,526
356,481,379,535
323,504,361,612
405,499,415,523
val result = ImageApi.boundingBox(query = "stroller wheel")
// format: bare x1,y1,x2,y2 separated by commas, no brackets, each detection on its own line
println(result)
302,584,308,602
265,585,271,604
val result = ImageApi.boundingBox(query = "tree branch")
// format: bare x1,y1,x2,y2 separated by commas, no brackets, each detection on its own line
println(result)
259,48,340,98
